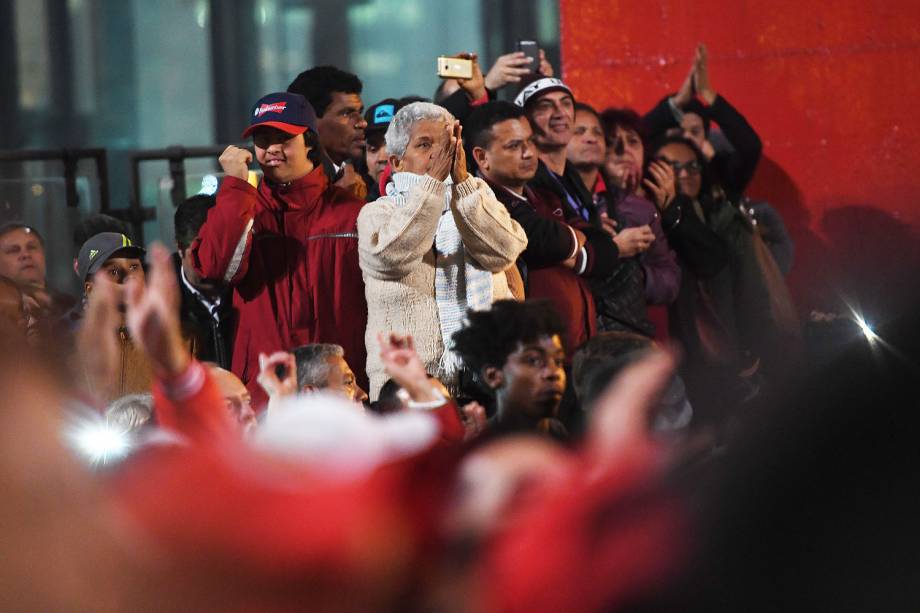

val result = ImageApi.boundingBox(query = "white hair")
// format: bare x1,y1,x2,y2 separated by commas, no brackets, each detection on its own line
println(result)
105,393,154,433
384,102,454,159
293,343,345,390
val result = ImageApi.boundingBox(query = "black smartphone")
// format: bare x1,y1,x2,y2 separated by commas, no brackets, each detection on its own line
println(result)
517,40,540,74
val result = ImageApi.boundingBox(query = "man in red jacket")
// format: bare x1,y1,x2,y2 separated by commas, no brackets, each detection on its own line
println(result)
191,91,367,408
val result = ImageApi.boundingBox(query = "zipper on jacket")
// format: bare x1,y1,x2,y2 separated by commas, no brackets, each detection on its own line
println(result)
119,327,128,395
305,232,358,240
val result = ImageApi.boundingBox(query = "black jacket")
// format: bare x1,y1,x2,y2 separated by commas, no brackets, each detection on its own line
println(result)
660,194,731,279
644,94,763,202
528,159,597,224
173,254,236,370
529,161,653,337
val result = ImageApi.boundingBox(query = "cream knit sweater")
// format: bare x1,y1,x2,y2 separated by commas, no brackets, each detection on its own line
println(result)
357,174,527,398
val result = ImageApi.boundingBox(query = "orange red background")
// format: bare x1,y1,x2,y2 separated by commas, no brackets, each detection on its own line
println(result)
559,1,920,314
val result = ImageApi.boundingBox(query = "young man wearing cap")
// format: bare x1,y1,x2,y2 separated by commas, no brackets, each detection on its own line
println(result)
515,77,598,226
76,232,146,298
191,92,367,409
361,98,399,201
70,231,152,401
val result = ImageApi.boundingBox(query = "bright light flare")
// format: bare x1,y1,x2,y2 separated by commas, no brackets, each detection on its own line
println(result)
852,312,879,343
64,412,133,466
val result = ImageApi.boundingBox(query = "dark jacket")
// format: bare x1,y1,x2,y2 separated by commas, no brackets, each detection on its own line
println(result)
172,253,236,370
596,178,681,305
440,87,495,127
528,160,597,224
486,177,601,354
644,94,763,202
191,168,368,408
528,161,653,337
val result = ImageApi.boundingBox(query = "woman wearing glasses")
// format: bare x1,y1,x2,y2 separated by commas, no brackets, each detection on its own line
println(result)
652,134,799,429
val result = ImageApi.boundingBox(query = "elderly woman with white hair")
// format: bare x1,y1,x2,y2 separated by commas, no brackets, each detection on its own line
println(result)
357,102,527,398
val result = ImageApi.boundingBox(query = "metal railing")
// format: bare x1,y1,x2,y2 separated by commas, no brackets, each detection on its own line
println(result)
128,144,251,243
0,145,254,244
0,148,110,212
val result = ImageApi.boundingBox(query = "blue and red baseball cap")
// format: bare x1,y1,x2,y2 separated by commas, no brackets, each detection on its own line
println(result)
242,92,318,139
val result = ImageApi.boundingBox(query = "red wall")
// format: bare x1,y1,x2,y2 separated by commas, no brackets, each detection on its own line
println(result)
559,1,920,314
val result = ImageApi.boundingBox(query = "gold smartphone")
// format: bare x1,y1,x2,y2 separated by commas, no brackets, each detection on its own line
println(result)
437,56,473,79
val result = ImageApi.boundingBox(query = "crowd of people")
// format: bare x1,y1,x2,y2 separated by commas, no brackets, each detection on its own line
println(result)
1,43,917,612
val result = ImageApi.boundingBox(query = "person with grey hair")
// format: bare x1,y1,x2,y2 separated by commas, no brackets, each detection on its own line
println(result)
104,393,154,434
357,101,527,398
293,343,368,404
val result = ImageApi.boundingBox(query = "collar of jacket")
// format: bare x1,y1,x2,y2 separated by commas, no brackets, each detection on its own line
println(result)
259,165,330,211
480,174,533,210
528,159,593,213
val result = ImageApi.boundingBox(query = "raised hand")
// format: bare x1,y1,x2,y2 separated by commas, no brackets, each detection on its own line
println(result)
608,161,641,194
454,52,487,101
484,52,534,90
642,160,677,209
451,122,469,183
693,43,716,104
124,243,189,378
76,275,122,399
459,400,487,441
588,348,678,465
614,225,655,258
218,145,253,181
256,351,298,399
377,332,439,403
427,123,456,182
538,48,555,77
672,55,696,109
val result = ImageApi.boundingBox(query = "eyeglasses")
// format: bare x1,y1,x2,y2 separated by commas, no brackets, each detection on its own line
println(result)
656,158,702,175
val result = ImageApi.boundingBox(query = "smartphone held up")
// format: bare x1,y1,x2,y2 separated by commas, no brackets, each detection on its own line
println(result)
517,40,540,74
437,56,474,79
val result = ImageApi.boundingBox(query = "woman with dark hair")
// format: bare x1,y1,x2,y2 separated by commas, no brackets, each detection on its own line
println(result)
597,107,682,309
651,134,797,423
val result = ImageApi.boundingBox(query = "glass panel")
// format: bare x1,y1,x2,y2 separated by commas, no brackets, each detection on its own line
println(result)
14,0,51,111
69,0,97,115
257,0,315,93
349,0,483,104
132,0,215,147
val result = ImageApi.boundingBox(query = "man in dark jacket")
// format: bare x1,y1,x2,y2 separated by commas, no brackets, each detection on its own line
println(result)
517,78,657,338
173,194,235,370
192,92,367,409
465,101,620,355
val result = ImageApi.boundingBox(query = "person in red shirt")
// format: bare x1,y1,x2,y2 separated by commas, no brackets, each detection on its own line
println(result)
191,92,368,408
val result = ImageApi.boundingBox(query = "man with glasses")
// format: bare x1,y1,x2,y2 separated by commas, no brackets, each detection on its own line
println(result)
192,92,368,410
288,65,369,200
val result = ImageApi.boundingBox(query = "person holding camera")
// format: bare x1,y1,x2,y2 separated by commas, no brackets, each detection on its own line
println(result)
357,102,527,398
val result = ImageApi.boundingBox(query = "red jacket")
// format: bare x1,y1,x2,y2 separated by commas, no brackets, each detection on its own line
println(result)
192,168,368,407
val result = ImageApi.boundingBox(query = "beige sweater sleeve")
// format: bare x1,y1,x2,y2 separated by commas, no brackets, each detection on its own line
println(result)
450,176,528,273
357,175,447,280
